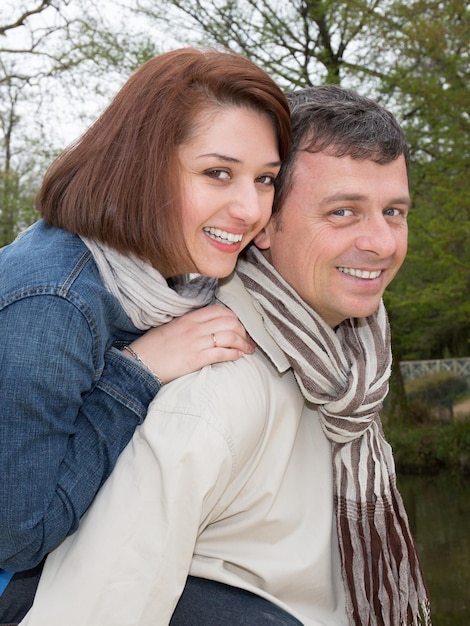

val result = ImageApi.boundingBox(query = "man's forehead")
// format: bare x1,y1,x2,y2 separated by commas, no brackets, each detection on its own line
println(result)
293,150,408,179
289,150,410,204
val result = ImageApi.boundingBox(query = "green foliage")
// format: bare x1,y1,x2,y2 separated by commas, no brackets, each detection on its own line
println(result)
0,169,38,247
379,0,470,360
397,372,468,424
385,420,470,475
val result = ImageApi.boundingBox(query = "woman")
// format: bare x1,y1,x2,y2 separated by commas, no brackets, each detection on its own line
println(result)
0,47,290,624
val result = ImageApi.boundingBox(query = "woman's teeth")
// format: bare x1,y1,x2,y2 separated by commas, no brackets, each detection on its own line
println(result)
204,227,243,244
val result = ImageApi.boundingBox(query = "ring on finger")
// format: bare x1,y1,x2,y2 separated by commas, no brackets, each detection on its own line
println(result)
211,333,217,348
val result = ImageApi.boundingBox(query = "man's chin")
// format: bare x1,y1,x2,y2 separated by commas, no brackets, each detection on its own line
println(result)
342,297,383,321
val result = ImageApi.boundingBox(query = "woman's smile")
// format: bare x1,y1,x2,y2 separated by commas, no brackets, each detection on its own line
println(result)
177,106,281,278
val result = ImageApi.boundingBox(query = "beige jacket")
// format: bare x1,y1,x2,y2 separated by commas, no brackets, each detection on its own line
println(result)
21,273,348,626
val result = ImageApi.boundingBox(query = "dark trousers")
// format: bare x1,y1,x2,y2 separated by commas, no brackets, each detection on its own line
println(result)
171,576,304,625
0,571,304,626
0,562,43,625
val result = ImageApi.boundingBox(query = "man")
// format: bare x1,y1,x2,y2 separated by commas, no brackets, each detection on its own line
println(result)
20,86,431,626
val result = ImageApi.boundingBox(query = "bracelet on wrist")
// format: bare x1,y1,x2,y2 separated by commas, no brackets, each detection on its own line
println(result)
122,345,163,386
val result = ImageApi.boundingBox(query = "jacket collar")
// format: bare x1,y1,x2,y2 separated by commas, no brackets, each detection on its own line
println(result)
217,272,291,374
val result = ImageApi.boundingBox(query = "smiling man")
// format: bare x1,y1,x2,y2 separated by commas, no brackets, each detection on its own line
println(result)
21,86,431,626
257,150,410,326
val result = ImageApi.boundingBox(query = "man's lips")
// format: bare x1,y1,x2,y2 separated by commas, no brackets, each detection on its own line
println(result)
338,267,382,279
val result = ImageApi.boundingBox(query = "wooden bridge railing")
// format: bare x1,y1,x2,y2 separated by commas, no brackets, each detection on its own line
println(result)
400,357,470,381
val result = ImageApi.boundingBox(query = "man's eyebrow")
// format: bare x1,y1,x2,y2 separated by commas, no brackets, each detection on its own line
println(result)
324,193,411,207
390,197,412,207
198,152,282,168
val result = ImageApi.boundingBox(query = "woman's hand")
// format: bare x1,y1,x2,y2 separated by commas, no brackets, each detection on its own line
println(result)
125,305,255,384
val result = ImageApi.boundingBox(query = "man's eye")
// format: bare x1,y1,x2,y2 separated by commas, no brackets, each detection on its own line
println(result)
332,208,354,217
384,207,402,217
255,174,276,186
205,169,230,180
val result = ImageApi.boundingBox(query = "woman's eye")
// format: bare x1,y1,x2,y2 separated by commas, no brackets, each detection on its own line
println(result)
205,169,231,180
256,174,276,186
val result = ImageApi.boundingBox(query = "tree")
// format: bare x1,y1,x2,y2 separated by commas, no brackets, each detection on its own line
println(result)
381,0,470,360
0,0,161,245
0,71,40,246
0,0,59,245
133,0,394,89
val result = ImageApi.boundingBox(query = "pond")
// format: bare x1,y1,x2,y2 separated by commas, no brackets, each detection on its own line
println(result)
398,472,470,625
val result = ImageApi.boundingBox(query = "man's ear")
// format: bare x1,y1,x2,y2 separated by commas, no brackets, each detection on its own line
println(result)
253,224,272,250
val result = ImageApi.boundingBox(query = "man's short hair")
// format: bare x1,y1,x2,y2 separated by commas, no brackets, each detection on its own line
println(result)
273,85,409,215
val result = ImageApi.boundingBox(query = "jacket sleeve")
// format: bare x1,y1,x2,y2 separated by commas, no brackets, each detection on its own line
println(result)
0,294,161,571
19,375,234,626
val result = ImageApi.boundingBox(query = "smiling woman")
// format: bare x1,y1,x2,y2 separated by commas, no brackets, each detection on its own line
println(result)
178,106,282,279
0,47,290,625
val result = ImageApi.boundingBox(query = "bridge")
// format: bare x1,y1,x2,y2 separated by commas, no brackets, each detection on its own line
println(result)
400,357,470,381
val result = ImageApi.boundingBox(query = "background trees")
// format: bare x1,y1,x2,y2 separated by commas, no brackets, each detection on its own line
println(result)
1,0,468,365
381,0,470,361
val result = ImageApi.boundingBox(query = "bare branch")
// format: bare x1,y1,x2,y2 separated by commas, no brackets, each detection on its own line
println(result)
0,0,55,36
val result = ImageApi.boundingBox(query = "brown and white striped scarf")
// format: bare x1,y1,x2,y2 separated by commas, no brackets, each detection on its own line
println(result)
237,247,431,626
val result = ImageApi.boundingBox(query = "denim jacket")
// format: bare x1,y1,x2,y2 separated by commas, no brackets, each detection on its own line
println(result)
0,220,161,574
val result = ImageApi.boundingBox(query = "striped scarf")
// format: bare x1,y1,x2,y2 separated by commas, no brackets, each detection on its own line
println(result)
237,247,431,626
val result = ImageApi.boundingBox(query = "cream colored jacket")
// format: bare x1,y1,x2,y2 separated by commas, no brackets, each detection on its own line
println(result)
21,273,348,626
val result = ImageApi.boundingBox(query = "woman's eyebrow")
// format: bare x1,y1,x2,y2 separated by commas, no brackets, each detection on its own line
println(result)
197,152,282,168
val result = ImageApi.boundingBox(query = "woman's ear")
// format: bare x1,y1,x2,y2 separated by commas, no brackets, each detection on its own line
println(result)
253,225,272,250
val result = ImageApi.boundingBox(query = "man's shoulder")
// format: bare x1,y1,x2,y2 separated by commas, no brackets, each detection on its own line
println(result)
149,351,296,446
155,352,276,417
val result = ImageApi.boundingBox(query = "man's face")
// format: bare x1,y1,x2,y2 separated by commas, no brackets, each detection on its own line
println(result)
256,150,410,328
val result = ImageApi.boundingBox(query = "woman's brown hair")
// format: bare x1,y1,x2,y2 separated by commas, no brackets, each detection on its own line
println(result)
37,47,291,276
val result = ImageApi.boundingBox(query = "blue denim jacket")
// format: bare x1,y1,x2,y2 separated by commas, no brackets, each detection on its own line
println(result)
0,220,161,573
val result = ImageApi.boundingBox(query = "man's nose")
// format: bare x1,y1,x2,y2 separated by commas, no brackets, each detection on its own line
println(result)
355,215,397,256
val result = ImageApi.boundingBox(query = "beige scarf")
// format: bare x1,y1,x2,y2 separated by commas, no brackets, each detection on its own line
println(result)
81,238,217,329
237,247,431,626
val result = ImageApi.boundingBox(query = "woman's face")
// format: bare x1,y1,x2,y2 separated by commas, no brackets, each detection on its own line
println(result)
177,106,281,278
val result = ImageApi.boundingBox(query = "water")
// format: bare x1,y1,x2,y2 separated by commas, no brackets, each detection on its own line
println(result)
398,473,470,625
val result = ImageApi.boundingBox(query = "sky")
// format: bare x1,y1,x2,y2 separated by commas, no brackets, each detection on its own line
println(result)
1,0,184,155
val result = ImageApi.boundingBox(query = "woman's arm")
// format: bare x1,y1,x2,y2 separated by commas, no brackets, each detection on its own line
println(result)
0,297,252,572
0,295,160,571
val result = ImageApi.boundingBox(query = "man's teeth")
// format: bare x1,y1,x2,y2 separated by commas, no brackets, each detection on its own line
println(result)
338,267,382,279
204,227,243,244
